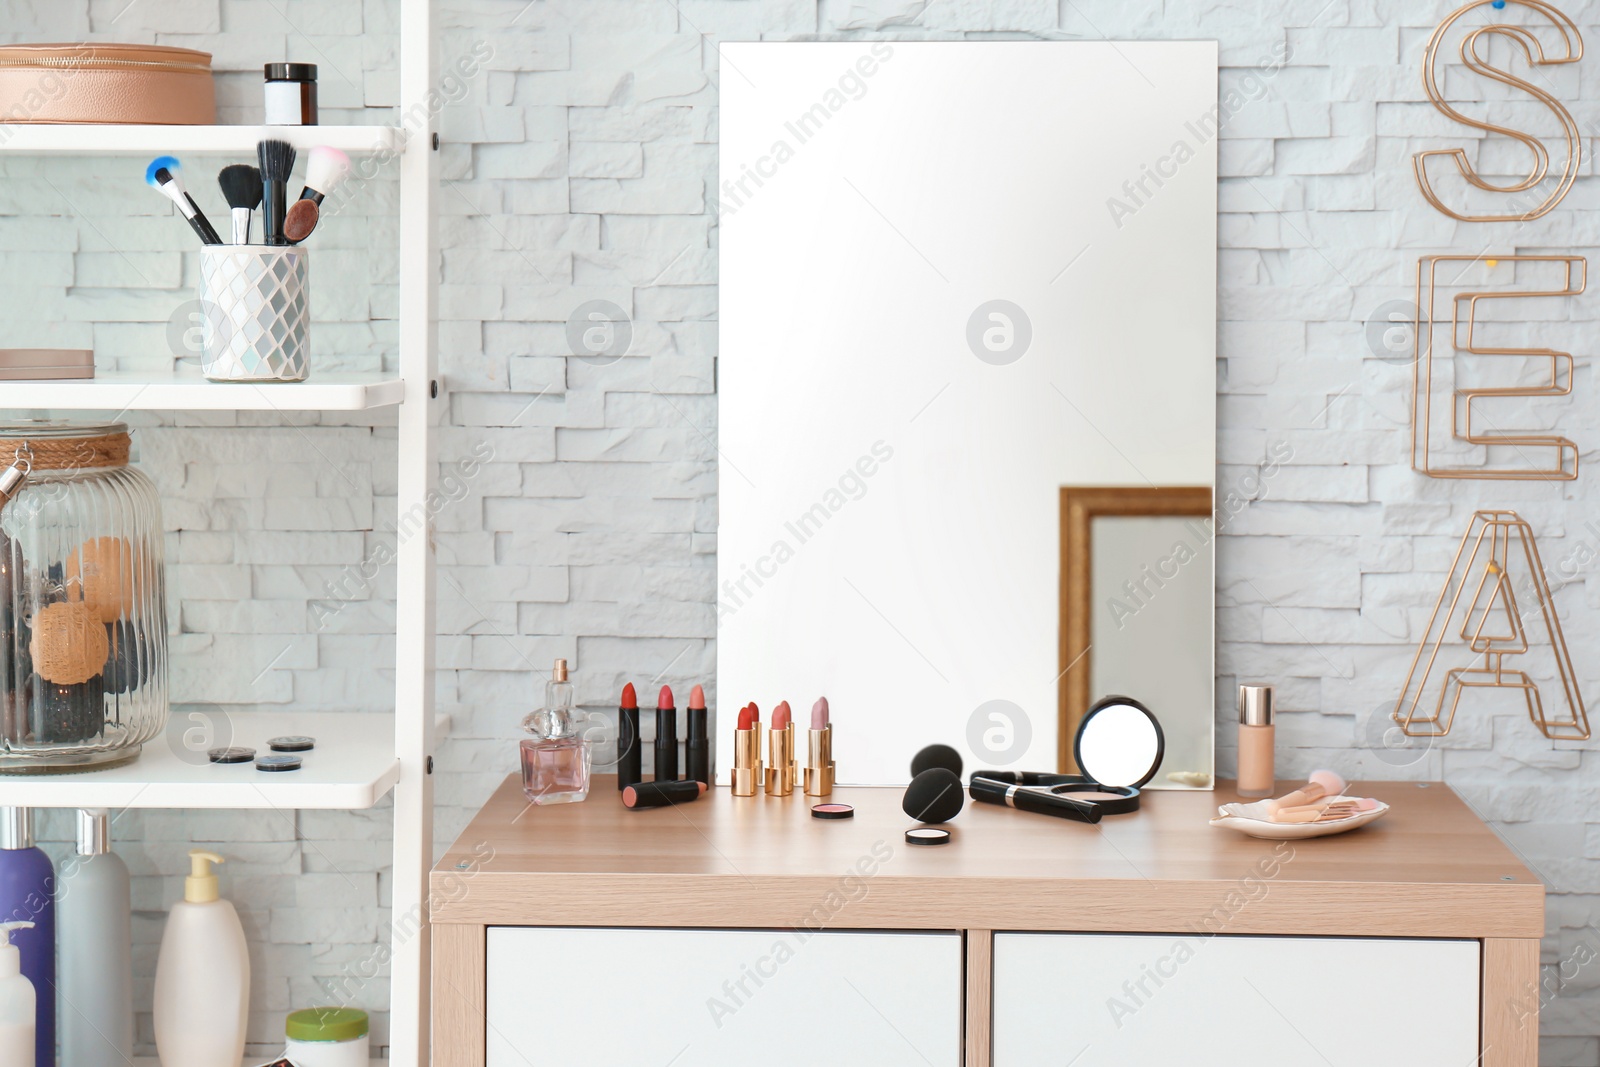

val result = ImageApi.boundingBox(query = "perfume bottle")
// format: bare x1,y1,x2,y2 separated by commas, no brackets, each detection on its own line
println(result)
519,659,592,805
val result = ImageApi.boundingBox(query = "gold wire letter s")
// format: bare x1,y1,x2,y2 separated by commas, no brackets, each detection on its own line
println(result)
1415,0,1582,222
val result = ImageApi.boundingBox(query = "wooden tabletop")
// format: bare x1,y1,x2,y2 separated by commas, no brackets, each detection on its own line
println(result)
431,775,1542,938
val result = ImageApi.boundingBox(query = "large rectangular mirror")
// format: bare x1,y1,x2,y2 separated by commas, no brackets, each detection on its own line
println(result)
718,41,1217,785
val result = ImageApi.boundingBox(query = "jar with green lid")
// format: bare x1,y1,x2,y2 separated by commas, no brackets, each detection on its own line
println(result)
284,1007,368,1066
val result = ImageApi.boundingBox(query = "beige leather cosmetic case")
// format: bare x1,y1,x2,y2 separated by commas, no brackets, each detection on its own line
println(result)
0,43,215,124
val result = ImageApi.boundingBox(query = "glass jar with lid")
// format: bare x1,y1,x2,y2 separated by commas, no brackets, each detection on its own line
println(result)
0,421,167,771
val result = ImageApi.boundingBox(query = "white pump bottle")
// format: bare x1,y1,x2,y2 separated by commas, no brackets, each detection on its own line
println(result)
153,850,250,1067
0,920,36,1065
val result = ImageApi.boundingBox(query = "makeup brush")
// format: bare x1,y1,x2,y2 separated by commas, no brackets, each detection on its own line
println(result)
145,156,222,246
255,138,297,246
298,145,351,206
1264,769,1347,815
217,165,262,246
283,199,319,244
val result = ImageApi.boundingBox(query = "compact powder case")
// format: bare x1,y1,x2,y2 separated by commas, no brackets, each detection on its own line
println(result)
1073,694,1164,789
968,695,1164,818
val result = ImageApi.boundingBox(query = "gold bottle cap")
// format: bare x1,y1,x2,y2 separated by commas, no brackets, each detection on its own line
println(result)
552,658,568,682
1238,684,1275,726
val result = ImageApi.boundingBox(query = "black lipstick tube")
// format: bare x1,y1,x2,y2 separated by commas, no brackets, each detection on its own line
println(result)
655,701,678,781
686,703,709,785
618,701,641,791
623,780,704,810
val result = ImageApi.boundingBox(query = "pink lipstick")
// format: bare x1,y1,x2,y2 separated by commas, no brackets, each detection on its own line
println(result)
766,700,796,797
805,696,835,797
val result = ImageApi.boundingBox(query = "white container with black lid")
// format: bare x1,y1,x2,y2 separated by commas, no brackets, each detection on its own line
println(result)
263,63,317,125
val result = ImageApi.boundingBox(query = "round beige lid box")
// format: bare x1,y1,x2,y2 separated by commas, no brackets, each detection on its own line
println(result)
0,43,215,125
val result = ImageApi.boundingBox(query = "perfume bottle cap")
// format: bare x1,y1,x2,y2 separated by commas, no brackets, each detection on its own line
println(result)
1238,684,1275,726
552,658,568,683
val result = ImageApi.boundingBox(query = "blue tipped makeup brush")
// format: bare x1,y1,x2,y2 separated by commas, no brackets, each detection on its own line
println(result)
144,155,223,245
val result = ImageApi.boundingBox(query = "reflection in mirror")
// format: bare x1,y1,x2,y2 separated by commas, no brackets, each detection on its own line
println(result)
1074,700,1164,789
1060,487,1214,788
718,42,1218,783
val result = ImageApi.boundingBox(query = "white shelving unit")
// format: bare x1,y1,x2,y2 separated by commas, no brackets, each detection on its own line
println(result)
0,124,402,155
0,2,438,1063
4,368,406,412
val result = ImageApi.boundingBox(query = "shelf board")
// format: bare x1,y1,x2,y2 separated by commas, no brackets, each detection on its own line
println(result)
133,1059,386,1067
0,124,403,155
2,368,406,412
0,711,430,810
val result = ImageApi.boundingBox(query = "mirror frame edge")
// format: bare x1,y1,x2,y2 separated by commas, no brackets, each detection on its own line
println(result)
1058,485,1216,773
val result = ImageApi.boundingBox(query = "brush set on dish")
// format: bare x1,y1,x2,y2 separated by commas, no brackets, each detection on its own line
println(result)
1211,771,1391,840
144,142,350,247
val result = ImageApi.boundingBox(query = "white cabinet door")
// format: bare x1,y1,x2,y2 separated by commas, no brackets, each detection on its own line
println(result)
993,933,1479,1066
487,927,962,1066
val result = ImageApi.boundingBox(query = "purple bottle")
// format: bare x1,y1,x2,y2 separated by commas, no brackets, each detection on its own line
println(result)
0,808,53,1067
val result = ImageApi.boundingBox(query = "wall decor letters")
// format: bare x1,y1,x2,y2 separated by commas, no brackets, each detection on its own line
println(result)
1411,253,1585,480
1393,509,1588,740
1415,0,1582,222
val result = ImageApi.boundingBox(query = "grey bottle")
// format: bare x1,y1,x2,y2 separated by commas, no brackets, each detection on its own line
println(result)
57,808,132,1066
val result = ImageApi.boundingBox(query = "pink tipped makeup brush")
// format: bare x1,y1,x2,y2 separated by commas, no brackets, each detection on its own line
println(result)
1265,770,1347,815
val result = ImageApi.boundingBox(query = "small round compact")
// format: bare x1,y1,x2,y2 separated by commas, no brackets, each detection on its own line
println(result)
905,827,950,846
255,754,303,772
267,735,315,752
208,746,255,764
811,803,855,820
1073,695,1164,791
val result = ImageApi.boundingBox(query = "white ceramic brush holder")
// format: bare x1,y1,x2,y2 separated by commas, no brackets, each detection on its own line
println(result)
198,245,309,382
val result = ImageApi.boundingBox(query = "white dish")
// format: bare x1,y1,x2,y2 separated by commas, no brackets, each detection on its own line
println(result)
1209,795,1390,840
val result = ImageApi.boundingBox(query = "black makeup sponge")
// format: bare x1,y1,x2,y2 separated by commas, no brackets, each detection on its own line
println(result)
910,743,963,779
903,766,964,824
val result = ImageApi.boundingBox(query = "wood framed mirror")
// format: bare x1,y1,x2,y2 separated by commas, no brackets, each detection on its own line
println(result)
1059,486,1214,783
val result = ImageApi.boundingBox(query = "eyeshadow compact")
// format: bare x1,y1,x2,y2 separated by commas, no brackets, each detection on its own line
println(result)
969,695,1164,822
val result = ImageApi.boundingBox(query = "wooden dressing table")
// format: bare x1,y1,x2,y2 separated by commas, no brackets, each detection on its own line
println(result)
431,776,1540,1066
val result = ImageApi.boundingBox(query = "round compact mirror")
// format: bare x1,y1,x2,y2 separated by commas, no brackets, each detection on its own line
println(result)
1074,696,1164,788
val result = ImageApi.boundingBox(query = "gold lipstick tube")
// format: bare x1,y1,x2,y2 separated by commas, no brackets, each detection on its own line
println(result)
804,726,835,797
765,723,796,796
732,726,763,797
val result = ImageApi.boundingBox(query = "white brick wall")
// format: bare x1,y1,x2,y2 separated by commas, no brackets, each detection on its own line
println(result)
3,0,1600,1061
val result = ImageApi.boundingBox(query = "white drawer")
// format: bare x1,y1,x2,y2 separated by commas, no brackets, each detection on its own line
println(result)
486,927,962,1066
993,933,1479,1066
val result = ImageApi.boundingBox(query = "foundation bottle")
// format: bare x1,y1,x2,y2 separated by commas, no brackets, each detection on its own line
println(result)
1236,684,1275,798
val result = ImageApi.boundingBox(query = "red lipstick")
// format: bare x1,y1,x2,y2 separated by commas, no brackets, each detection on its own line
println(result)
805,696,834,797
733,702,762,797
686,684,710,786
766,700,796,797
617,682,641,791
655,684,678,781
